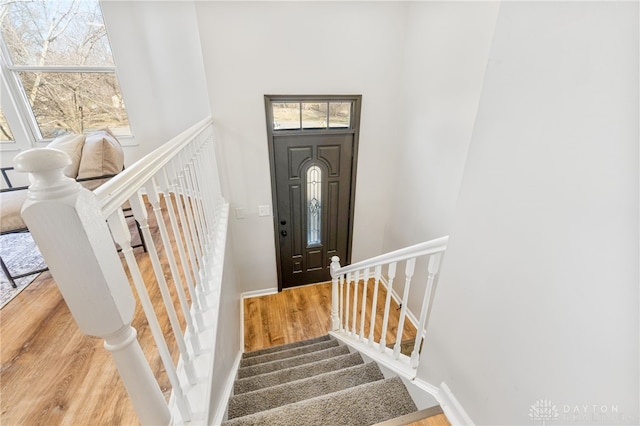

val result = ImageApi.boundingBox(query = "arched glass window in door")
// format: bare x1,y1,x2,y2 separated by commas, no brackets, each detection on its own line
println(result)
307,166,322,245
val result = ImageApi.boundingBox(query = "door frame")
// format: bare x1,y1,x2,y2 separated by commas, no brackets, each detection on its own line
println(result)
264,94,362,291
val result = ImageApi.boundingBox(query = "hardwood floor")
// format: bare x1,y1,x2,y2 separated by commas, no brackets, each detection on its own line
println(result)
1,203,181,426
1,271,140,425
2,201,420,426
243,280,417,354
407,414,451,426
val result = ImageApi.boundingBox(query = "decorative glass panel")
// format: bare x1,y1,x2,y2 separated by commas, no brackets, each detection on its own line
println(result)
272,102,300,130
0,108,14,142
307,166,322,245
329,102,351,128
302,102,328,129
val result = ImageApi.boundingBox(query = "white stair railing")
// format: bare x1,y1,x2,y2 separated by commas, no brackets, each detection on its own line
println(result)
330,237,448,378
14,118,227,425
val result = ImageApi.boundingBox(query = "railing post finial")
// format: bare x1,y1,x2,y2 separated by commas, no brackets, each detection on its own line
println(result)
14,148,79,200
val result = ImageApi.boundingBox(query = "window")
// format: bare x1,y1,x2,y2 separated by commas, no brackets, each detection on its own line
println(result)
270,99,354,131
0,0,130,141
0,107,14,142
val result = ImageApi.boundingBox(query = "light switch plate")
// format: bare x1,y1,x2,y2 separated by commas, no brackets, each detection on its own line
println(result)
258,205,271,217
235,207,245,219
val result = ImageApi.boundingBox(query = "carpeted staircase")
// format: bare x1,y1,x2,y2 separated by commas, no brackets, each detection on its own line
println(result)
223,335,420,425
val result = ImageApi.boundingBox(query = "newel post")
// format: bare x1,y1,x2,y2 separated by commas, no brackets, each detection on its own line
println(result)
330,256,341,331
14,149,171,426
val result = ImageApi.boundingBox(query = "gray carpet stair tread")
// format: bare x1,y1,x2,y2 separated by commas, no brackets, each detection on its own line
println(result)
223,377,417,426
240,339,339,368
234,351,364,395
238,345,349,379
228,362,385,419
242,335,331,359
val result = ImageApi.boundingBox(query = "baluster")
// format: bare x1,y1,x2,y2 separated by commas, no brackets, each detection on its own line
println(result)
368,265,382,347
379,262,397,353
145,178,202,355
182,154,207,262
338,274,345,332
187,146,210,243
410,253,443,368
193,145,215,239
198,141,217,237
208,141,222,225
159,169,206,330
393,258,416,359
344,272,352,334
107,208,192,422
128,192,199,384
359,268,370,342
177,161,204,269
330,256,341,331
186,147,214,282
16,149,172,425
171,165,208,304
351,270,359,338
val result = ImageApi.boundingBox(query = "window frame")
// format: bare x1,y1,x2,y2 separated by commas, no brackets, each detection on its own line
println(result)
0,7,133,151
265,94,360,135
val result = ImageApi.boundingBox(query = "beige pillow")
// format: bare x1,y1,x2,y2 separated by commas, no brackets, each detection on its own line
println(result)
77,129,124,180
47,134,86,178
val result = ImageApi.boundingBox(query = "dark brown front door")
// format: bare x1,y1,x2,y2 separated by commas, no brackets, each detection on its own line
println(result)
273,133,354,287
265,95,361,290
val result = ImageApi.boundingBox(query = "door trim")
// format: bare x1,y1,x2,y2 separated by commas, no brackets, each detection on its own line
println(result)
265,94,362,291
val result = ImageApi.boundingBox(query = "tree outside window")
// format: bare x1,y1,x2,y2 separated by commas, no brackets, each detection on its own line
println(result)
0,0,130,140
0,107,14,142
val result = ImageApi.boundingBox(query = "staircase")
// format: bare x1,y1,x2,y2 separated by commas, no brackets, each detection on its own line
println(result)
223,335,424,425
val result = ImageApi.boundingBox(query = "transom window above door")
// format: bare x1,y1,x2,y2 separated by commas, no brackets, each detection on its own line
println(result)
268,97,357,131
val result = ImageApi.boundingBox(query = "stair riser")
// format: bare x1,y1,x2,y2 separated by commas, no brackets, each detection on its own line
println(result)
228,362,385,419
223,377,417,426
238,345,350,379
234,352,364,395
240,340,339,368
242,335,331,359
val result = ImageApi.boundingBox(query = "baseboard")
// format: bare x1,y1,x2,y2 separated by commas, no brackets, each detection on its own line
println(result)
412,376,441,397
378,276,419,330
438,382,475,426
210,351,242,425
241,288,278,300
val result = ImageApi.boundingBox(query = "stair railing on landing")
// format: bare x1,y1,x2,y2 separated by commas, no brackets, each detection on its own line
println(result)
330,236,448,378
14,118,227,425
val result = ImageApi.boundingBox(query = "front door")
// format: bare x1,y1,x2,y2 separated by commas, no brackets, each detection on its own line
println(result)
266,96,361,290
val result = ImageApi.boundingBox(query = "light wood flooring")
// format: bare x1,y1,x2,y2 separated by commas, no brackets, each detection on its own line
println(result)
1,202,182,426
243,281,418,353
407,414,451,426
2,197,430,426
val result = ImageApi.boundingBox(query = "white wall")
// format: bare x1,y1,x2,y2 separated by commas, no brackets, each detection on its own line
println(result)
419,2,639,424
196,1,407,292
100,0,211,164
380,1,500,316
383,1,499,249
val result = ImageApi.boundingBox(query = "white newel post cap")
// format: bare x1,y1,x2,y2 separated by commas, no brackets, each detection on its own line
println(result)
330,256,341,278
14,148,136,338
14,148,78,199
